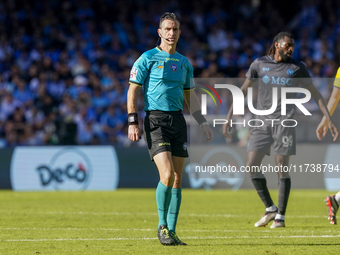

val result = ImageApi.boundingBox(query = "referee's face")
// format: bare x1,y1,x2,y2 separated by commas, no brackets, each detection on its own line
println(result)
158,19,181,45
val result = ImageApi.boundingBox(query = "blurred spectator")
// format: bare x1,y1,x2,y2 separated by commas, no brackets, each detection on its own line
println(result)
0,0,339,147
0,93,22,121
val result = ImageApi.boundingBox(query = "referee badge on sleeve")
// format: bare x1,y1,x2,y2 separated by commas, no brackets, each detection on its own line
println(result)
130,67,138,81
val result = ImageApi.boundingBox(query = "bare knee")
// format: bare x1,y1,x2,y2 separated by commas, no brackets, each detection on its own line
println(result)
173,173,182,187
275,161,290,178
161,171,175,187
246,151,266,168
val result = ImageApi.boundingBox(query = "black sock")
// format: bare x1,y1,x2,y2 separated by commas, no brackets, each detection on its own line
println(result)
278,178,291,215
251,174,274,208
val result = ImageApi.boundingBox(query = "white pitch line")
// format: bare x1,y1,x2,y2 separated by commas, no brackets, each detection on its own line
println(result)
8,211,326,218
0,228,337,234
0,228,268,232
2,235,340,242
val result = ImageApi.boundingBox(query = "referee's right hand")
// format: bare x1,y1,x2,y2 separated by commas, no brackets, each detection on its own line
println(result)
128,125,141,142
202,125,214,142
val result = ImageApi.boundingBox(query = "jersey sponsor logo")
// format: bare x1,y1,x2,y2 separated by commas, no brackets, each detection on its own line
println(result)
271,76,293,85
287,69,294,75
158,142,171,146
166,58,179,61
171,63,178,71
262,75,270,84
130,67,138,81
262,67,270,71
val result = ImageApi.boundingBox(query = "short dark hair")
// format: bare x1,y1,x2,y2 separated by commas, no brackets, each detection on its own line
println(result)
159,12,180,28
267,32,294,55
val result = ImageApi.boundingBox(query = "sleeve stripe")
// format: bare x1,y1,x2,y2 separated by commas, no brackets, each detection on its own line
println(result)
129,81,143,87
184,87,195,91
333,85,340,89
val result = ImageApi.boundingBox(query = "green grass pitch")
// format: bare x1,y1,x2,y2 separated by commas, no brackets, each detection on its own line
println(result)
0,189,339,254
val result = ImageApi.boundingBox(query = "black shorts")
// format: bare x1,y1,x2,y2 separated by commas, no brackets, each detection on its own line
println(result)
144,111,188,160
247,124,296,156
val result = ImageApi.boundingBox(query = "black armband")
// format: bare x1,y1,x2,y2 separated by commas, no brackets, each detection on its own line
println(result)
192,110,207,125
128,113,139,125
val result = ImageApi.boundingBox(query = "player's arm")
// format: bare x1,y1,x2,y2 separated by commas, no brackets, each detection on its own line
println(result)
306,83,338,141
127,54,148,142
184,89,213,142
127,83,142,142
223,78,253,138
316,87,340,140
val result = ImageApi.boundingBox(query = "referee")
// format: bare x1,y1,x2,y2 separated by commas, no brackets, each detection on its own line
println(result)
127,12,213,246
223,32,338,229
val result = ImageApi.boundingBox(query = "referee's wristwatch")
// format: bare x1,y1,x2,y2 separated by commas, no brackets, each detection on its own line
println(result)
199,122,209,128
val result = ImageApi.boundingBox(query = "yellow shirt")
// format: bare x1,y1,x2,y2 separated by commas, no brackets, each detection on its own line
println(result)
334,67,340,88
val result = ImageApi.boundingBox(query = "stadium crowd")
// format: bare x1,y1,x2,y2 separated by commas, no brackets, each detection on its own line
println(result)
0,0,340,147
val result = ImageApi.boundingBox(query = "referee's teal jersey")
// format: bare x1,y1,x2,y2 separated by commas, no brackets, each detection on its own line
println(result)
129,46,195,111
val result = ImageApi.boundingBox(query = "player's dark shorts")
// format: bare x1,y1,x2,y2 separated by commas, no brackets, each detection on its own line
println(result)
144,110,188,160
247,124,296,156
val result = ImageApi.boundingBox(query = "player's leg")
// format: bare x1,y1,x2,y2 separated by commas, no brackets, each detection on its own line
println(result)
247,126,277,227
248,151,278,227
248,151,274,208
325,191,340,224
166,112,188,245
144,112,176,245
270,155,291,228
153,152,176,245
167,155,186,245
270,125,295,228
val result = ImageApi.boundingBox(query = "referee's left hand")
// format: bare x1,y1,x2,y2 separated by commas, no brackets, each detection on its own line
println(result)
202,125,214,142
128,125,141,142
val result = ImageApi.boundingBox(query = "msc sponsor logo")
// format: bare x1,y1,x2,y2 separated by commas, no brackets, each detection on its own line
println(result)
262,76,292,85
270,77,293,85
